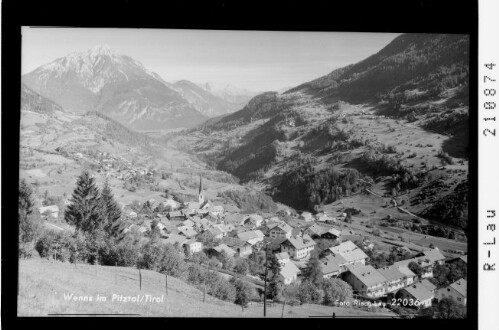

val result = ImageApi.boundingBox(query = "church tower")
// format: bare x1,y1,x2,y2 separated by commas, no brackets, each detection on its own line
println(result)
198,175,204,206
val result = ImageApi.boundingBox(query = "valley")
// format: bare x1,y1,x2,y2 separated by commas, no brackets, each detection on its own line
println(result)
18,32,469,318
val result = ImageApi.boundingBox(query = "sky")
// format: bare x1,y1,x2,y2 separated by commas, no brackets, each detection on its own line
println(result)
22,27,400,92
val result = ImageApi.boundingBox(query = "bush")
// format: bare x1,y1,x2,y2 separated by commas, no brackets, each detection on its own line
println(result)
297,281,323,304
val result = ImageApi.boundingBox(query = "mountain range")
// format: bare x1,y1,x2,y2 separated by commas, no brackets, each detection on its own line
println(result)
176,33,469,230
22,45,257,130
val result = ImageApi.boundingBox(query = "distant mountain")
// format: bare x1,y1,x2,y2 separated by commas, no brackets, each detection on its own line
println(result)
200,82,258,108
171,80,243,117
22,45,207,130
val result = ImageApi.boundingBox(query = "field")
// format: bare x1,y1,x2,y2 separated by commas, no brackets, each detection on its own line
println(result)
18,259,396,318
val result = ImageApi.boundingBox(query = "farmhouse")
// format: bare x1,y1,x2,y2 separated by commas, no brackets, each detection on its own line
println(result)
278,261,301,285
436,279,467,306
280,234,316,260
398,282,435,308
393,257,434,278
221,237,253,257
237,230,265,246
168,211,185,221
244,214,264,228
177,225,197,238
344,263,387,298
416,248,446,266
300,212,314,222
269,223,293,239
184,240,203,255
275,252,290,266
377,266,409,293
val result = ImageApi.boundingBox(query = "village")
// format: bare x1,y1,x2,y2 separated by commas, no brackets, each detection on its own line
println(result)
39,174,462,310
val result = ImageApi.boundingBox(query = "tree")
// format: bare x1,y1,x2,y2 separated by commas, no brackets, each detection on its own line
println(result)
302,251,323,286
99,178,122,237
19,179,42,256
297,281,322,304
65,171,103,234
231,278,255,310
408,261,423,278
234,258,249,275
436,297,466,319
321,278,353,306
266,251,284,300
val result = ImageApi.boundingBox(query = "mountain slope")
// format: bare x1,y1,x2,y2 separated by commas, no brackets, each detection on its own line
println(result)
21,83,64,114
175,33,469,232
22,45,207,129
288,34,469,105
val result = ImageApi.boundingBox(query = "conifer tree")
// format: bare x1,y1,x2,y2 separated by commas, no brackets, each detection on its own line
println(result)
99,178,122,236
65,171,103,234
302,250,323,286
267,252,283,299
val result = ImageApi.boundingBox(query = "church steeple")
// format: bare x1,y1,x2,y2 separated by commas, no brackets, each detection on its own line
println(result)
198,175,204,206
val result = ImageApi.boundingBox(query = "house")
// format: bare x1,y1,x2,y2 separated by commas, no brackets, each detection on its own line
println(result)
260,222,280,236
436,279,467,306
221,237,253,257
321,254,347,278
244,214,264,228
324,253,350,274
393,257,434,278
344,263,387,298
304,224,326,238
398,282,435,308
280,234,316,260
316,212,336,223
168,211,185,221
177,225,197,238
265,236,289,253
163,233,188,246
184,240,203,255
207,226,224,240
277,261,301,285
416,248,446,266
182,219,195,228
396,265,417,285
339,248,369,266
447,255,467,268
213,224,230,237
237,230,265,246
329,240,358,255
300,212,314,222
39,205,59,219
321,228,341,241
269,223,293,239
224,213,246,226
377,266,409,293
275,252,290,266
213,244,237,258
417,279,437,294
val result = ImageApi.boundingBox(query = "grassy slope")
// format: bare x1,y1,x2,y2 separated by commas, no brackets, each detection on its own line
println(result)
18,259,395,318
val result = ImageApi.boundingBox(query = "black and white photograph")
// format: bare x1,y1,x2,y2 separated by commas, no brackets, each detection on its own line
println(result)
15,27,470,318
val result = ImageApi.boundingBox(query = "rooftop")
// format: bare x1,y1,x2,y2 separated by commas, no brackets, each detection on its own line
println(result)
377,265,406,282
449,279,467,297
402,283,434,301
346,263,386,287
